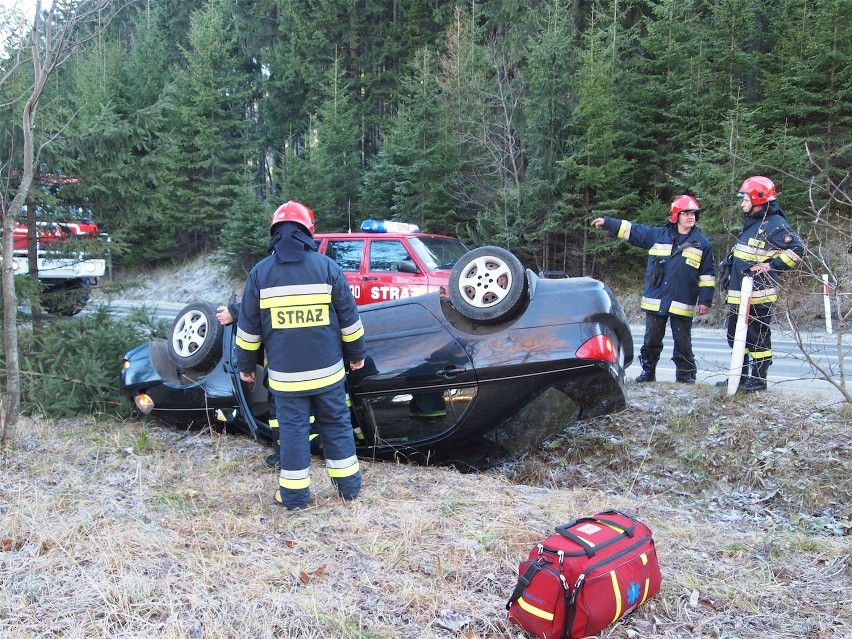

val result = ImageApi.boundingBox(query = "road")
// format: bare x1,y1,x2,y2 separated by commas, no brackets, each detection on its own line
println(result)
627,323,849,399
96,299,187,319
92,299,849,400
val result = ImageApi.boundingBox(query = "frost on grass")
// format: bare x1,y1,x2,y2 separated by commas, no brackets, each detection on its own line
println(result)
1,385,849,638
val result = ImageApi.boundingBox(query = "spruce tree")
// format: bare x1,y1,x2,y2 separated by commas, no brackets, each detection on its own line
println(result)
166,0,256,258
521,0,580,272
557,2,637,276
360,46,460,235
49,3,177,266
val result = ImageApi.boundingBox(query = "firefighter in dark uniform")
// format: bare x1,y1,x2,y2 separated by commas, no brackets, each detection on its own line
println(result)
592,195,715,383
718,176,804,392
235,201,366,510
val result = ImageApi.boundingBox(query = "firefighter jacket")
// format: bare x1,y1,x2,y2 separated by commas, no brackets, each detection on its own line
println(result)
235,232,366,397
600,216,715,317
726,202,804,306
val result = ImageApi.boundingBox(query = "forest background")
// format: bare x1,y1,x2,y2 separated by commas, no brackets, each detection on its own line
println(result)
1,6,850,635
2,0,849,285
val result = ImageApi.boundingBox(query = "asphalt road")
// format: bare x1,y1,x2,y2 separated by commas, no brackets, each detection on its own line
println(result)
627,323,849,399
93,299,849,400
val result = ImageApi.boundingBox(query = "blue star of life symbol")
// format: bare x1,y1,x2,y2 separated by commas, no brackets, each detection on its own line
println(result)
627,581,641,605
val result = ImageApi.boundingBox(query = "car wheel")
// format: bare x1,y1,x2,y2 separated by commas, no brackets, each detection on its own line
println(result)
449,246,528,323
168,302,224,370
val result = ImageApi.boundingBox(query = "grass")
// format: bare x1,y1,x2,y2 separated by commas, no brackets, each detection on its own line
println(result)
1,384,850,638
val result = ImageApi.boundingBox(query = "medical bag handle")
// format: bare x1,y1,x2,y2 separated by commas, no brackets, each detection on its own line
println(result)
554,510,637,556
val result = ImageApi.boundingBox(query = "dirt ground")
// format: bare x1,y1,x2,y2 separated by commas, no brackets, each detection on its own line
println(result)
1,380,849,638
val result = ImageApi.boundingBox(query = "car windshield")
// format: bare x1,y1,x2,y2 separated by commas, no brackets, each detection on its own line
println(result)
408,236,469,270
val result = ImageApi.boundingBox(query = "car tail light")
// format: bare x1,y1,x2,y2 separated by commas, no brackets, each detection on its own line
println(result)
134,393,155,414
576,335,617,363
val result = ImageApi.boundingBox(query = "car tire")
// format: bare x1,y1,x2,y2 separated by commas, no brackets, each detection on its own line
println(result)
449,246,528,323
168,302,224,371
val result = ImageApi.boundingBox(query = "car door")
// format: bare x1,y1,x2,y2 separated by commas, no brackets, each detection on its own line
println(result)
323,238,366,304
347,299,478,450
362,239,430,304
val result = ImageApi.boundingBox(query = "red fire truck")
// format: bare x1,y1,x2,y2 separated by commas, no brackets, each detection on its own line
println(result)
315,220,470,306
7,176,108,315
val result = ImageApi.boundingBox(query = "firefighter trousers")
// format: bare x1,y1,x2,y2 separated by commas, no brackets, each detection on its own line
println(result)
725,303,773,377
273,380,361,509
639,312,696,380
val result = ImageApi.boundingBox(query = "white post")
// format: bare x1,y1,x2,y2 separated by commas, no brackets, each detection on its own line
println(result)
822,274,833,335
728,275,753,396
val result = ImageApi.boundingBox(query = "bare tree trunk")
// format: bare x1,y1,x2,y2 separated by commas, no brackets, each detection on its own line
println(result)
1,4,42,446
2,0,128,446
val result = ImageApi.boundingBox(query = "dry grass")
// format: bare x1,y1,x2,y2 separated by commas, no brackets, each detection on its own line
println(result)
1,384,850,639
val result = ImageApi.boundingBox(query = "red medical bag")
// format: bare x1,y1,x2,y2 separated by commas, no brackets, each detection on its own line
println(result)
506,510,661,638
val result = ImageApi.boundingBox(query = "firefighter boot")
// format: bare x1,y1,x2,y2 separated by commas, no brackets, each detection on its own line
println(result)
716,355,750,388
740,359,769,393
635,356,656,383
332,471,361,502
676,368,696,384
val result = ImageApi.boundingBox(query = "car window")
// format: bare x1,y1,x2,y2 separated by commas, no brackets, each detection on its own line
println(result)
348,300,477,447
353,388,477,447
369,240,412,272
408,236,469,270
326,240,364,271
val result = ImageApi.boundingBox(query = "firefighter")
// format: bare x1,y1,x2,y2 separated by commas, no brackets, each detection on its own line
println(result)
235,201,366,510
718,176,804,392
592,195,715,383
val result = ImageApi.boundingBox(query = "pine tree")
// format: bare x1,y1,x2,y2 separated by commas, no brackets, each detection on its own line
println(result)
521,0,580,272
557,1,637,276
48,2,177,266
437,4,532,251
295,53,362,231
360,46,460,235
759,0,852,218
166,0,256,257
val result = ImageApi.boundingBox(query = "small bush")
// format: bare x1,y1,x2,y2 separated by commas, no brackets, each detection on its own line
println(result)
19,306,168,419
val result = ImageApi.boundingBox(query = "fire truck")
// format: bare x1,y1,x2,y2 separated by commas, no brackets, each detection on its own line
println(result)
6,176,108,315
314,220,470,305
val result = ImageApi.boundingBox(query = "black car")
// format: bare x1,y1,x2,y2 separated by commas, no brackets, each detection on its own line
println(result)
120,247,633,468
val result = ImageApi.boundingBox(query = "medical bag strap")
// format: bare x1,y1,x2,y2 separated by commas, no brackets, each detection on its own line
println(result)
505,559,546,609
553,523,597,557
592,514,637,538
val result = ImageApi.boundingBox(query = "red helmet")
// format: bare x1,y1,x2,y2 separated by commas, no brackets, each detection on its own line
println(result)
668,195,700,223
738,176,776,206
270,200,315,235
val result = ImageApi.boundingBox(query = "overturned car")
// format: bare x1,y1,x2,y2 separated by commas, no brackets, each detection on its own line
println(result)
120,247,633,468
